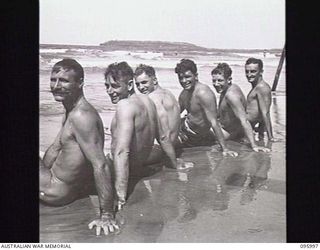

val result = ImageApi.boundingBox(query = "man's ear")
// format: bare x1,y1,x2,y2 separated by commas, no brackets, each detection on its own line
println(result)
228,77,232,84
195,73,199,81
128,79,134,91
153,76,158,85
79,78,84,88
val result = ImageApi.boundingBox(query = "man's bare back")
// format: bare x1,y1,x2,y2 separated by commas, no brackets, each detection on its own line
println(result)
111,93,158,166
40,97,103,205
134,65,181,168
218,84,247,137
149,87,180,145
247,80,272,125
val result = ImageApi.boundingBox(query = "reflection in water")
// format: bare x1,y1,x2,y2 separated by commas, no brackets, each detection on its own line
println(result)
207,149,271,209
143,169,197,224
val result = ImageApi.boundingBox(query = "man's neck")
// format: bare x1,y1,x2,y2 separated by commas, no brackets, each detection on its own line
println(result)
63,93,84,112
251,77,263,88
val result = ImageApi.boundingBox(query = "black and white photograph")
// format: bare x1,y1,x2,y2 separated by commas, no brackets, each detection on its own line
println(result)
39,0,286,243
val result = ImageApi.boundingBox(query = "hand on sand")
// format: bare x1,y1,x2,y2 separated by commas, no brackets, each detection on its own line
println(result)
88,213,120,236
252,146,270,153
222,149,238,157
269,137,281,143
176,158,194,170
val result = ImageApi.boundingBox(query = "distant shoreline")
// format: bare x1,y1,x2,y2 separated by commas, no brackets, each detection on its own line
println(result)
40,41,282,54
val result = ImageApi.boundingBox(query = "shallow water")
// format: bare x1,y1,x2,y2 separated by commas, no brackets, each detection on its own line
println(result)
40,48,286,242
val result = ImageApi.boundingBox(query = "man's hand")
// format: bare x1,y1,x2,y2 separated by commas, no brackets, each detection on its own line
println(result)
222,148,238,157
88,214,120,236
252,146,270,153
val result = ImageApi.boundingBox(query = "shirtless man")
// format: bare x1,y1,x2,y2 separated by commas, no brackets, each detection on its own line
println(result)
175,59,238,157
134,64,186,168
103,62,172,210
211,63,270,152
40,59,119,236
245,58,274,141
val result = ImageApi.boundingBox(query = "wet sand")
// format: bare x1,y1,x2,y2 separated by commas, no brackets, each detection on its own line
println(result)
40,122,286,242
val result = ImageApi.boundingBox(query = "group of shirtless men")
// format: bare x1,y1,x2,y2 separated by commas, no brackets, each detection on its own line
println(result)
39,57,274,236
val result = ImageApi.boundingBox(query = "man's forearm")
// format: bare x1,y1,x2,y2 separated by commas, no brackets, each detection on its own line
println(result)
43,144,60,168
212,123,227,150
114,151,130,203
263,114,273,139
159,139,177,168
241,119,257,148
93,163,114,217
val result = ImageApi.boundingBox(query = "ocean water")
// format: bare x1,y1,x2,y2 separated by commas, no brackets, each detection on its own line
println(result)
39,45,286,242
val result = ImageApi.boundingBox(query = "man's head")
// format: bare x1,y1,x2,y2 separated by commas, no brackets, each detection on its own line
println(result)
245,58,264,84
134,64,158,94
50,58,84,102
175,59,198,91
211,63,232,94
104,62,134,104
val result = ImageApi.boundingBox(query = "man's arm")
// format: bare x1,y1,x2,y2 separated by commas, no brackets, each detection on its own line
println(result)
178,92,185,113
226,93,257,148
198,88,238,157
42,114,66,168
256,87,274,140
113,102,134,205
71,112,117,235
154,100,177,168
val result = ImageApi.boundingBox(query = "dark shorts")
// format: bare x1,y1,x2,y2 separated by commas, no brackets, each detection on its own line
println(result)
177,117,216,147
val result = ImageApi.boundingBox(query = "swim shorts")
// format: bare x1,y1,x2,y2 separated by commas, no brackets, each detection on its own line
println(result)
177,117,216,147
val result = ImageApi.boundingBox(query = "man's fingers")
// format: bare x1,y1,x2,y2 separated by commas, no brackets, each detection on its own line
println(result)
88,221,95,229
113,223,120,231
102,226,109,235
108,224,115,233
96,226,101,236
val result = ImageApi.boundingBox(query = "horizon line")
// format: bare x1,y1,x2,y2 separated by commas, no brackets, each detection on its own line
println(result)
39,42,283,51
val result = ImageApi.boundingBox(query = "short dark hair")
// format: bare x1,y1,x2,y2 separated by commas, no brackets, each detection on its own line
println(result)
134,64,156,77
245,58,263,70
175,59,197,75
51,58,84,82
211,63,232,79
104,61,134,83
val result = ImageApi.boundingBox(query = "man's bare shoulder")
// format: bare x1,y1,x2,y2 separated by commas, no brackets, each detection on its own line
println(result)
196,82,215,99
226,84,244,98
70,102,102,131
256,81,272,94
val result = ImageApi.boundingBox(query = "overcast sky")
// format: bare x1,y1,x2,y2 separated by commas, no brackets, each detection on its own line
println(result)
40,0,285,49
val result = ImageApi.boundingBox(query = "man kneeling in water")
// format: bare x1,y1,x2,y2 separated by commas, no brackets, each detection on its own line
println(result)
40,59,119,236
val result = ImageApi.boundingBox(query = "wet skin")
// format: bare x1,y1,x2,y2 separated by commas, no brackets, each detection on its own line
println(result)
40,68,118,236
245,63,274,141
135,72,181,168
212,73,270,152
177,70,238,157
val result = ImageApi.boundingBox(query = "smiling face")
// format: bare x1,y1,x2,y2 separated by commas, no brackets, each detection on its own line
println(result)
212,73,230,94
135,72,156,95
50,68,82,102
245,63,263,84
105,74,131,104
177,70,197,91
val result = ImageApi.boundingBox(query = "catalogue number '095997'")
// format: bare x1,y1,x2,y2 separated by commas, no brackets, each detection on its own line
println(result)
300,244,318,248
